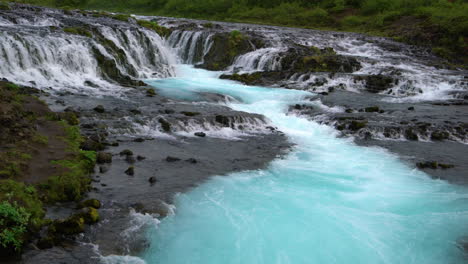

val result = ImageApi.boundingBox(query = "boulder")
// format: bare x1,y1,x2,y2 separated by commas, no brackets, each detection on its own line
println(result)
93,105,105,113
96,152,112,164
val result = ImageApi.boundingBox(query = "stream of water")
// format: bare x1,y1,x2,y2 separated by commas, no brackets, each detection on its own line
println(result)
131,65,468,264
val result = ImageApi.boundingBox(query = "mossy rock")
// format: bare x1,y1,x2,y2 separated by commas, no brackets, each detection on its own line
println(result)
364,106,380,113
137,20,172,38
146,88,156,97
200,31,261,71
348,120,367,131
77,199,101,209
119,149,133,156
51,215,85,235
78,207,99,224
63,27,93,38
59,112,79,126
158,118,171,132
431,131,449,141
96,152,112,164
215,115,230,127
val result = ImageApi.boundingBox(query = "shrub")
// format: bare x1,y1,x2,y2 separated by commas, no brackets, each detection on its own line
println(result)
0,202,30,251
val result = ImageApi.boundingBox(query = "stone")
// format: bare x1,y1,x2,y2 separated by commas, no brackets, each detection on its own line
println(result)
125,155,136,164
93,105,105,113
119,149,133,156
125,166,134,176
194,132,206,137
99,166,108,173
148,177,157,184
364,106,380,113
96,152,112,164
186,158,197,164
166,156,181,162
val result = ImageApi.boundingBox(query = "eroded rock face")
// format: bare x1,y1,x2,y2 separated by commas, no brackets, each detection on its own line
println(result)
198,31,264,71
219,45,361,86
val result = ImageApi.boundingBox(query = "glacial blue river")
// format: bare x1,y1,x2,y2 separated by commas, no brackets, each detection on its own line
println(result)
140,65,468,264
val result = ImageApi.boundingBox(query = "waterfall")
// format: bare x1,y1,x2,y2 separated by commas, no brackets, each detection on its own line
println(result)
229,47,286,72
167,30,214,65
0,12,176,94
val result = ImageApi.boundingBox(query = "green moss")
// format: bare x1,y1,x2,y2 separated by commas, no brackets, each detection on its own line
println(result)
137,20,171,37
0,151,32,178
203,22,213,28
146,88,156,97
112,14,131,22
63,27,93,38
0,2,11,10
5,83,19,92
32,134,49,145
78,199,101,209
221,72,262,85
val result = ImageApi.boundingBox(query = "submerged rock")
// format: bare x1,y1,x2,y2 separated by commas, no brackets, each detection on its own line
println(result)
119,149,133,156
166,156,181,162
93,105,105,113
148,176,157,184
125,166,135,176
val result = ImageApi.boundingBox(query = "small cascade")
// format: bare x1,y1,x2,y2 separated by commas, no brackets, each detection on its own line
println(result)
167,30,214,64
0,7,176,94
229,47,285,72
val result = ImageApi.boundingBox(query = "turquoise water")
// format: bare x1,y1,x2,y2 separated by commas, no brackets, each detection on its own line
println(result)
142,65,468,264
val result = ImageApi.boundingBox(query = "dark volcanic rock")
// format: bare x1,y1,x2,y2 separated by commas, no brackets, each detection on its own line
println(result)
166,156,181,162
125,166,135,176
194,132,206,137
93,105,105,113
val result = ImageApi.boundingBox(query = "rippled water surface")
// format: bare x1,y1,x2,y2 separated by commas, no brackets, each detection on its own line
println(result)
137,66,468,264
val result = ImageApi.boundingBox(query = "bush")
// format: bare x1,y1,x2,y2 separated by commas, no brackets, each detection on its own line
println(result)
0,202,30,251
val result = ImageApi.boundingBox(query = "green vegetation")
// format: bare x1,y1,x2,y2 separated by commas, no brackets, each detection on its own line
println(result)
5,0,466,65
0,201,30,251
63,27,93,38
137,19,171,37
0,81,97,254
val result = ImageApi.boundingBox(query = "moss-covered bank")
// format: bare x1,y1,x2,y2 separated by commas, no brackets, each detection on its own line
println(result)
0,81,96,257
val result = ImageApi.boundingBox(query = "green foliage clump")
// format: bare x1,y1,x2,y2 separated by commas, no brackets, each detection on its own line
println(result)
63,27,93,38
0,180,45,232
0,201,30,251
